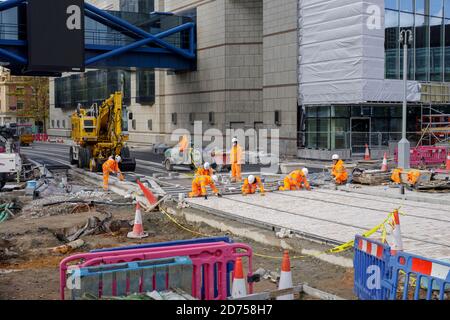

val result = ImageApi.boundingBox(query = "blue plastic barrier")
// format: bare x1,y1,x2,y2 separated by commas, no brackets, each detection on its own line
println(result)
384,251,450,300
69,256,193,300
354,235,450,300
353,235,391,300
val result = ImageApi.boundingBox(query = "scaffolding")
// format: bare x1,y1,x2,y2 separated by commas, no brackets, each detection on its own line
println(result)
419,104,450,147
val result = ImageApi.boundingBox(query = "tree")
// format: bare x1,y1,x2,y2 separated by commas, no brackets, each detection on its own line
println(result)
8,76,49,133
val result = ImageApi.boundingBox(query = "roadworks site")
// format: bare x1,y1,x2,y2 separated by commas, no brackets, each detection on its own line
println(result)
0,155,449,300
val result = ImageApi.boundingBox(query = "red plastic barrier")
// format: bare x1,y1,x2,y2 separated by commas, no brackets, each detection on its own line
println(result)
395,146,448,167
60,242,253,300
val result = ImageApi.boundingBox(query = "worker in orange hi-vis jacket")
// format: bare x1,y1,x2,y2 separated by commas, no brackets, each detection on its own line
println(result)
102,155,124,191
407,170,421,186
230,137,243,182
189,175,222,199
391,168,403,184
331,154,348,185
279,168,311,191
242,175,265,196
195,162,214,177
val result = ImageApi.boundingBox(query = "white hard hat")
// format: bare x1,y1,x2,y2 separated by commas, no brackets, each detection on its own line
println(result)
302,168,309,176
115,155,122,163
212,175,219,183
204,162,211,170
332,154,340,160
232,137,238,144
248,175,256,184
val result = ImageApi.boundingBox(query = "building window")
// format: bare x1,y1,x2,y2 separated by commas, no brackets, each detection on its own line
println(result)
209,112,215,125
172,113,178,125
57,120,60,128
136,70,155,105
16,101,24,110
148,119,153,131
385,0,450,82
275,110,282,126
62,120,66,128
189,112,195,125
132,120,137,130
51,120,55,128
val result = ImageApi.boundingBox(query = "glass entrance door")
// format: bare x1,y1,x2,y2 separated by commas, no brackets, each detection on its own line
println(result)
351,117,371,155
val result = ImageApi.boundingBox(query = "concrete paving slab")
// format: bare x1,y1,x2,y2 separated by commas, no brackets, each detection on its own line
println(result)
187,188,450,259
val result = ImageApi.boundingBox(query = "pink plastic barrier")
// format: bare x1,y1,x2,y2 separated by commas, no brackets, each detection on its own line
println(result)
395,146,448,167
60,242,253,300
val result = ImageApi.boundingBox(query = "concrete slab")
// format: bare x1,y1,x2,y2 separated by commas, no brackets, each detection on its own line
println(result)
187,188,450,259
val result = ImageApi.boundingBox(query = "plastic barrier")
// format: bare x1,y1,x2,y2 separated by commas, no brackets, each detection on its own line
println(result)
354,235,450,300
68,257,193,300
384,252,450,300
60,242,253,301
90,236,233,253
90,236,235,298
395,146,448,167
353,235,391,300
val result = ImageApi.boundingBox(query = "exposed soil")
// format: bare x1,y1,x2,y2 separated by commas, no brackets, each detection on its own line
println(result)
0,182,356,300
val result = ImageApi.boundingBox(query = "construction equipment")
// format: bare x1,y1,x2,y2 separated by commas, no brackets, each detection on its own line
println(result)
0,125,22,191
69,92,136,172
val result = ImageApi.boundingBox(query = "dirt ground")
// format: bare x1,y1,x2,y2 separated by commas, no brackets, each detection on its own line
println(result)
0,185,355,300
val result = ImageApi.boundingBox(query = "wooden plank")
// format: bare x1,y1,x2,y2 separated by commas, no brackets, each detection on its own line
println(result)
302,285,345,300
229,285,304,301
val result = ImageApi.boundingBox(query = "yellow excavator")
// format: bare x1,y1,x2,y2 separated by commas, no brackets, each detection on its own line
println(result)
69,91,136,172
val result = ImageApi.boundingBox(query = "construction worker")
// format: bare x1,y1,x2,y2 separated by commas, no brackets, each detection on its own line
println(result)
242,175,265,196
196,162,214,176
230,137,243,182
391,168,403,184
102,155,124,191
189,175,222,199
279,168,311,191
331,154,348,185
407,170,421,186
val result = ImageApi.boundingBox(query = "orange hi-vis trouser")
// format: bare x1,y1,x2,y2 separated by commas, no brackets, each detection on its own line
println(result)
102,159,123,191
189,176,219,198
391,169,403,184
332,160,348,185
279,171,310,191
242,177,265,195
230,145,243,181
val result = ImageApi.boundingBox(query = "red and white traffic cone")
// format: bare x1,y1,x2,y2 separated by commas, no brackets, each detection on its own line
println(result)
446,151,450,171
390,210,404,255
127,202,149,239
232,257,247,298
364,144,371,161
277,251,294,300
381,153,388,172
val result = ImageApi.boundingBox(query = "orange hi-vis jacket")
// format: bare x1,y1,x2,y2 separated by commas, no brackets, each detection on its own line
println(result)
102,158,121,174
195,167,214,177
230,144,243,164
407,170,421,185
279,170,310,191
332,160,348,185
189,175,219,198
242,176,265,195
179,135,189,153
391,168,403,184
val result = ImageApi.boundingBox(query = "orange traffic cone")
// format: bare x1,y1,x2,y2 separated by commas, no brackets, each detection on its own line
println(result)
277,251,294,300
127,202,149,239
390,210,403,255
232,257,247,298
446,151,450,171
381,153,388,172
364,144,371,161
137,179,158,205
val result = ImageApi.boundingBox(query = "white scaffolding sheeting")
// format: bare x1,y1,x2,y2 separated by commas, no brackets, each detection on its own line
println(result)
298,0,421,105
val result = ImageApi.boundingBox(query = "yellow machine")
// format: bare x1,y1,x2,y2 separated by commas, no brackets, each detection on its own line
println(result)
69,91,136,172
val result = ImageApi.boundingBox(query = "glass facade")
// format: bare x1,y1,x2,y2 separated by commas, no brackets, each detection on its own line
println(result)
385,0,450,82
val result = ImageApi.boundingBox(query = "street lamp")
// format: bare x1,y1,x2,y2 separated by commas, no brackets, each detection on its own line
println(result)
398,29,413,170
